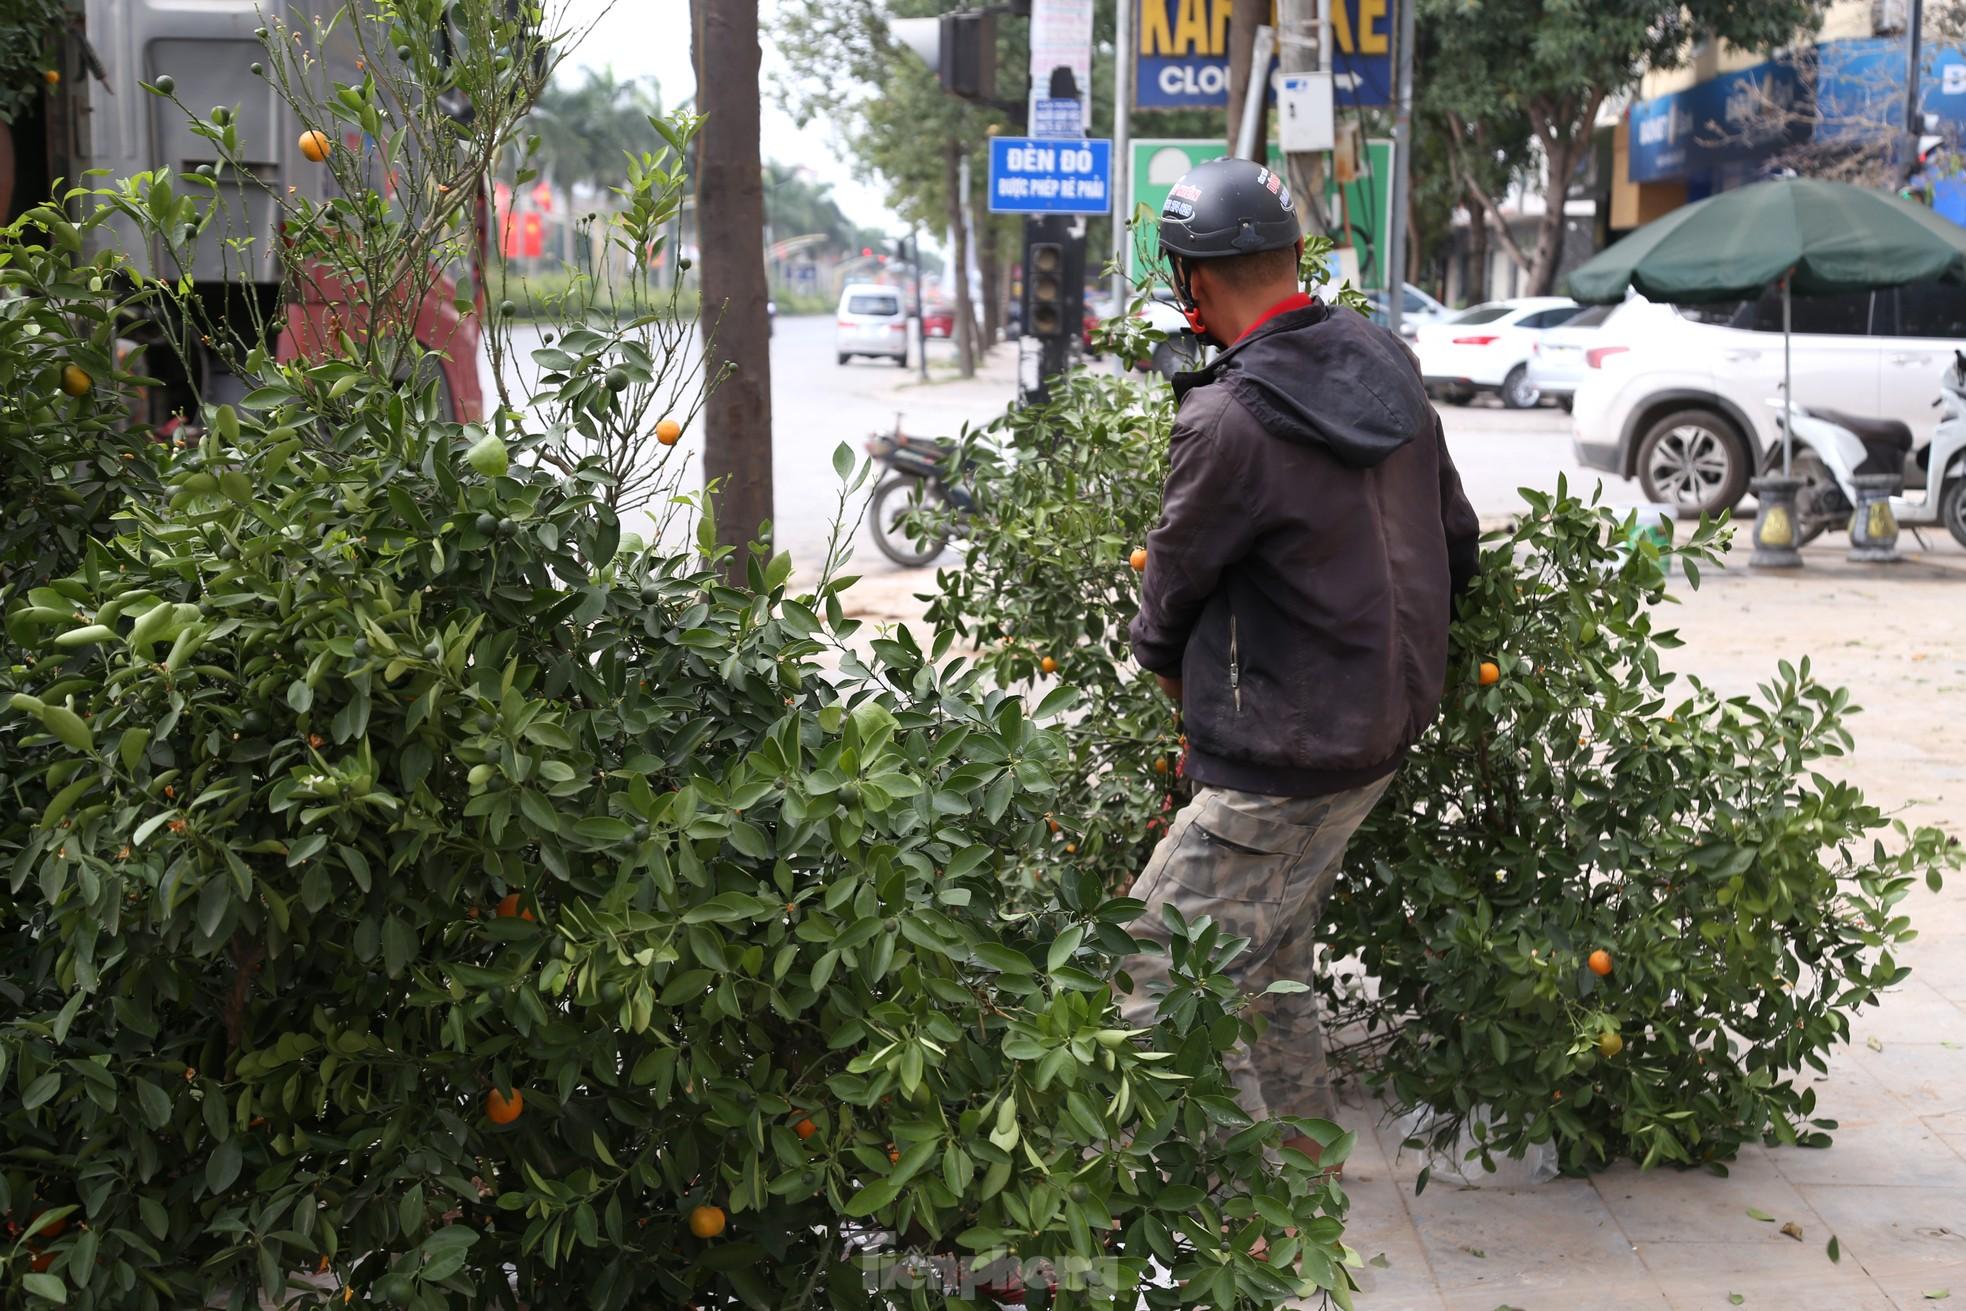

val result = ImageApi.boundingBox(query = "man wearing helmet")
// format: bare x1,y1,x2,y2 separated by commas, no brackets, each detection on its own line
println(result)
1121,157,1481,1163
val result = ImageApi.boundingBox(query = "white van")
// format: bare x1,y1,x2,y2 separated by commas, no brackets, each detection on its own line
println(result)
836,283,909,367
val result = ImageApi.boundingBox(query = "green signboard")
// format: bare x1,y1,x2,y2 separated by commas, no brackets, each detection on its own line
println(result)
1126,138,1394,291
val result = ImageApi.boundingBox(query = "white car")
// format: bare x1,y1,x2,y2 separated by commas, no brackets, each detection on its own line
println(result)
1524,303,1620,409
836,283,910,367
1361,281,1453,341
1571,280,1966,517
1415,297,1585,409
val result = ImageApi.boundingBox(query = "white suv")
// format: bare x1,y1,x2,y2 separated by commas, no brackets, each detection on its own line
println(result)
1572,282,1966,517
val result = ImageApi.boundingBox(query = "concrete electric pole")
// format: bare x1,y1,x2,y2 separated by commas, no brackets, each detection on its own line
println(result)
1276,0,1331,237
1385,0,1417,337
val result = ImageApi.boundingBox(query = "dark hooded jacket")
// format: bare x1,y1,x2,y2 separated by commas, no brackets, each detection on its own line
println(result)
1130,300,1481,797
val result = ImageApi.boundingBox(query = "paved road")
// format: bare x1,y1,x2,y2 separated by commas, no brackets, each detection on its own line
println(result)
492,314,1642,573
494,314,1012,572
1434,396,1645,519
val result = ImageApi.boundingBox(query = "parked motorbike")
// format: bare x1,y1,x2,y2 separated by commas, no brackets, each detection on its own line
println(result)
864,419,975,567
1771,349,1966,548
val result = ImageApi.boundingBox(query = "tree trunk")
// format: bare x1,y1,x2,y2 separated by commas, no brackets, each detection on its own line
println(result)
993,245,1013,345
971,191,1000,351
690,0,774,562
1521,96,1601,298
1463,195,1487,304
945,139,976,379
0,122,15,227
1224,0,1269,157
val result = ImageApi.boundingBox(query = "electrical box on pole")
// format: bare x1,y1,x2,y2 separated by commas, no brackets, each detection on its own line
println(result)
1277,72,1335,153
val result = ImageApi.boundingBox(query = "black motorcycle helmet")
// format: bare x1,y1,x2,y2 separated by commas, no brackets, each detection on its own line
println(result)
1158,157,1302,342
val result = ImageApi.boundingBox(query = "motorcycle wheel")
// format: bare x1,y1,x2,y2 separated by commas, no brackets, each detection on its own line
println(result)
869,475,951,568
1941,475,1966,549
1763,447,1840,547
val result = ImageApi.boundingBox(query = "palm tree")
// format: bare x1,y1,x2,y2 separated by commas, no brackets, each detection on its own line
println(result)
529,68,664,271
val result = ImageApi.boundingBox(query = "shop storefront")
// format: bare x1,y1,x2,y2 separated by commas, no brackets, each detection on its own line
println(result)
1617,39,1966,229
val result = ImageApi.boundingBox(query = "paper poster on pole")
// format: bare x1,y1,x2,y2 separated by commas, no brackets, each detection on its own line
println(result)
1029,0,1095,133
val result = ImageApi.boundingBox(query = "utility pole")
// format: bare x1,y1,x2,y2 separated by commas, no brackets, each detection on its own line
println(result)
1385,0,1417,337
1903,0,1927,186
911,225,928,381
1225,0,1270,156
1233,25,1277,159
1111,0,1133,332
1276,0,1330,236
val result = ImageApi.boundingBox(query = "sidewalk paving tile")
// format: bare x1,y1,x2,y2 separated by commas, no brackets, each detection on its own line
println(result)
1404,1177,1660,1309
1337,1122,1445,1308
1589,1147,1822,1246
1903,946,1966,1005
1749,1054,1966,1191
1794,1184,1966,1299
1848,1042,1966,1123
1848,983,1966,1047
1632,1238,1895,1310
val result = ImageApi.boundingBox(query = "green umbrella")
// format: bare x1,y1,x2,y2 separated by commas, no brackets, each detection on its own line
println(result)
1565,177,1966,473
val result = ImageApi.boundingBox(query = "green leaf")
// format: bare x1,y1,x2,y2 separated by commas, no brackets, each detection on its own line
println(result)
36,704,95,753
841,1177,901,1218
132,812,172,847
133,1079,173,1129
41,776,93,828
53,623,115,648
1033,684,1080,718
118,727,152,772
1826,1236,1840,1264
21,1071,61,1110
381,915,416,978
1729,1295,1744,1306
22,1273,65,1304
205,1134,242,1193
1924,1292,1950,1302
1747,1208,1775,1222
572,816,633,845
973,944,1033,974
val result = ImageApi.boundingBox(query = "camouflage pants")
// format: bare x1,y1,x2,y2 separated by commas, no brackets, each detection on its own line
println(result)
1119,778,1391,1126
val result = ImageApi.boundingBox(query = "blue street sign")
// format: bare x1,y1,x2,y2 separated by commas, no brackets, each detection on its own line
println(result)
1032,96,1085,138
987,137,1113,214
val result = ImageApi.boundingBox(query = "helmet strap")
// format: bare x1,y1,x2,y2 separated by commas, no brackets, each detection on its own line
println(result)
1167,254,1214,346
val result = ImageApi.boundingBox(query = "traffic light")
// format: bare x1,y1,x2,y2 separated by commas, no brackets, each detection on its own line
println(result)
1021,217,1083,342
1027,241,1065,336
890,11,996,103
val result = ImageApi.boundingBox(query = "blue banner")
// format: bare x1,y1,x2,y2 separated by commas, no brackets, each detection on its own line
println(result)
1626,56,1808,183
1134,0,1392,110
1627,38,1966,184
1815,37,1966,139
988,137,1114,214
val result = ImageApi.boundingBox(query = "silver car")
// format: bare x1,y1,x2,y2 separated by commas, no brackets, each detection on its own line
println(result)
1524,303,1616,410
836,283,910,367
